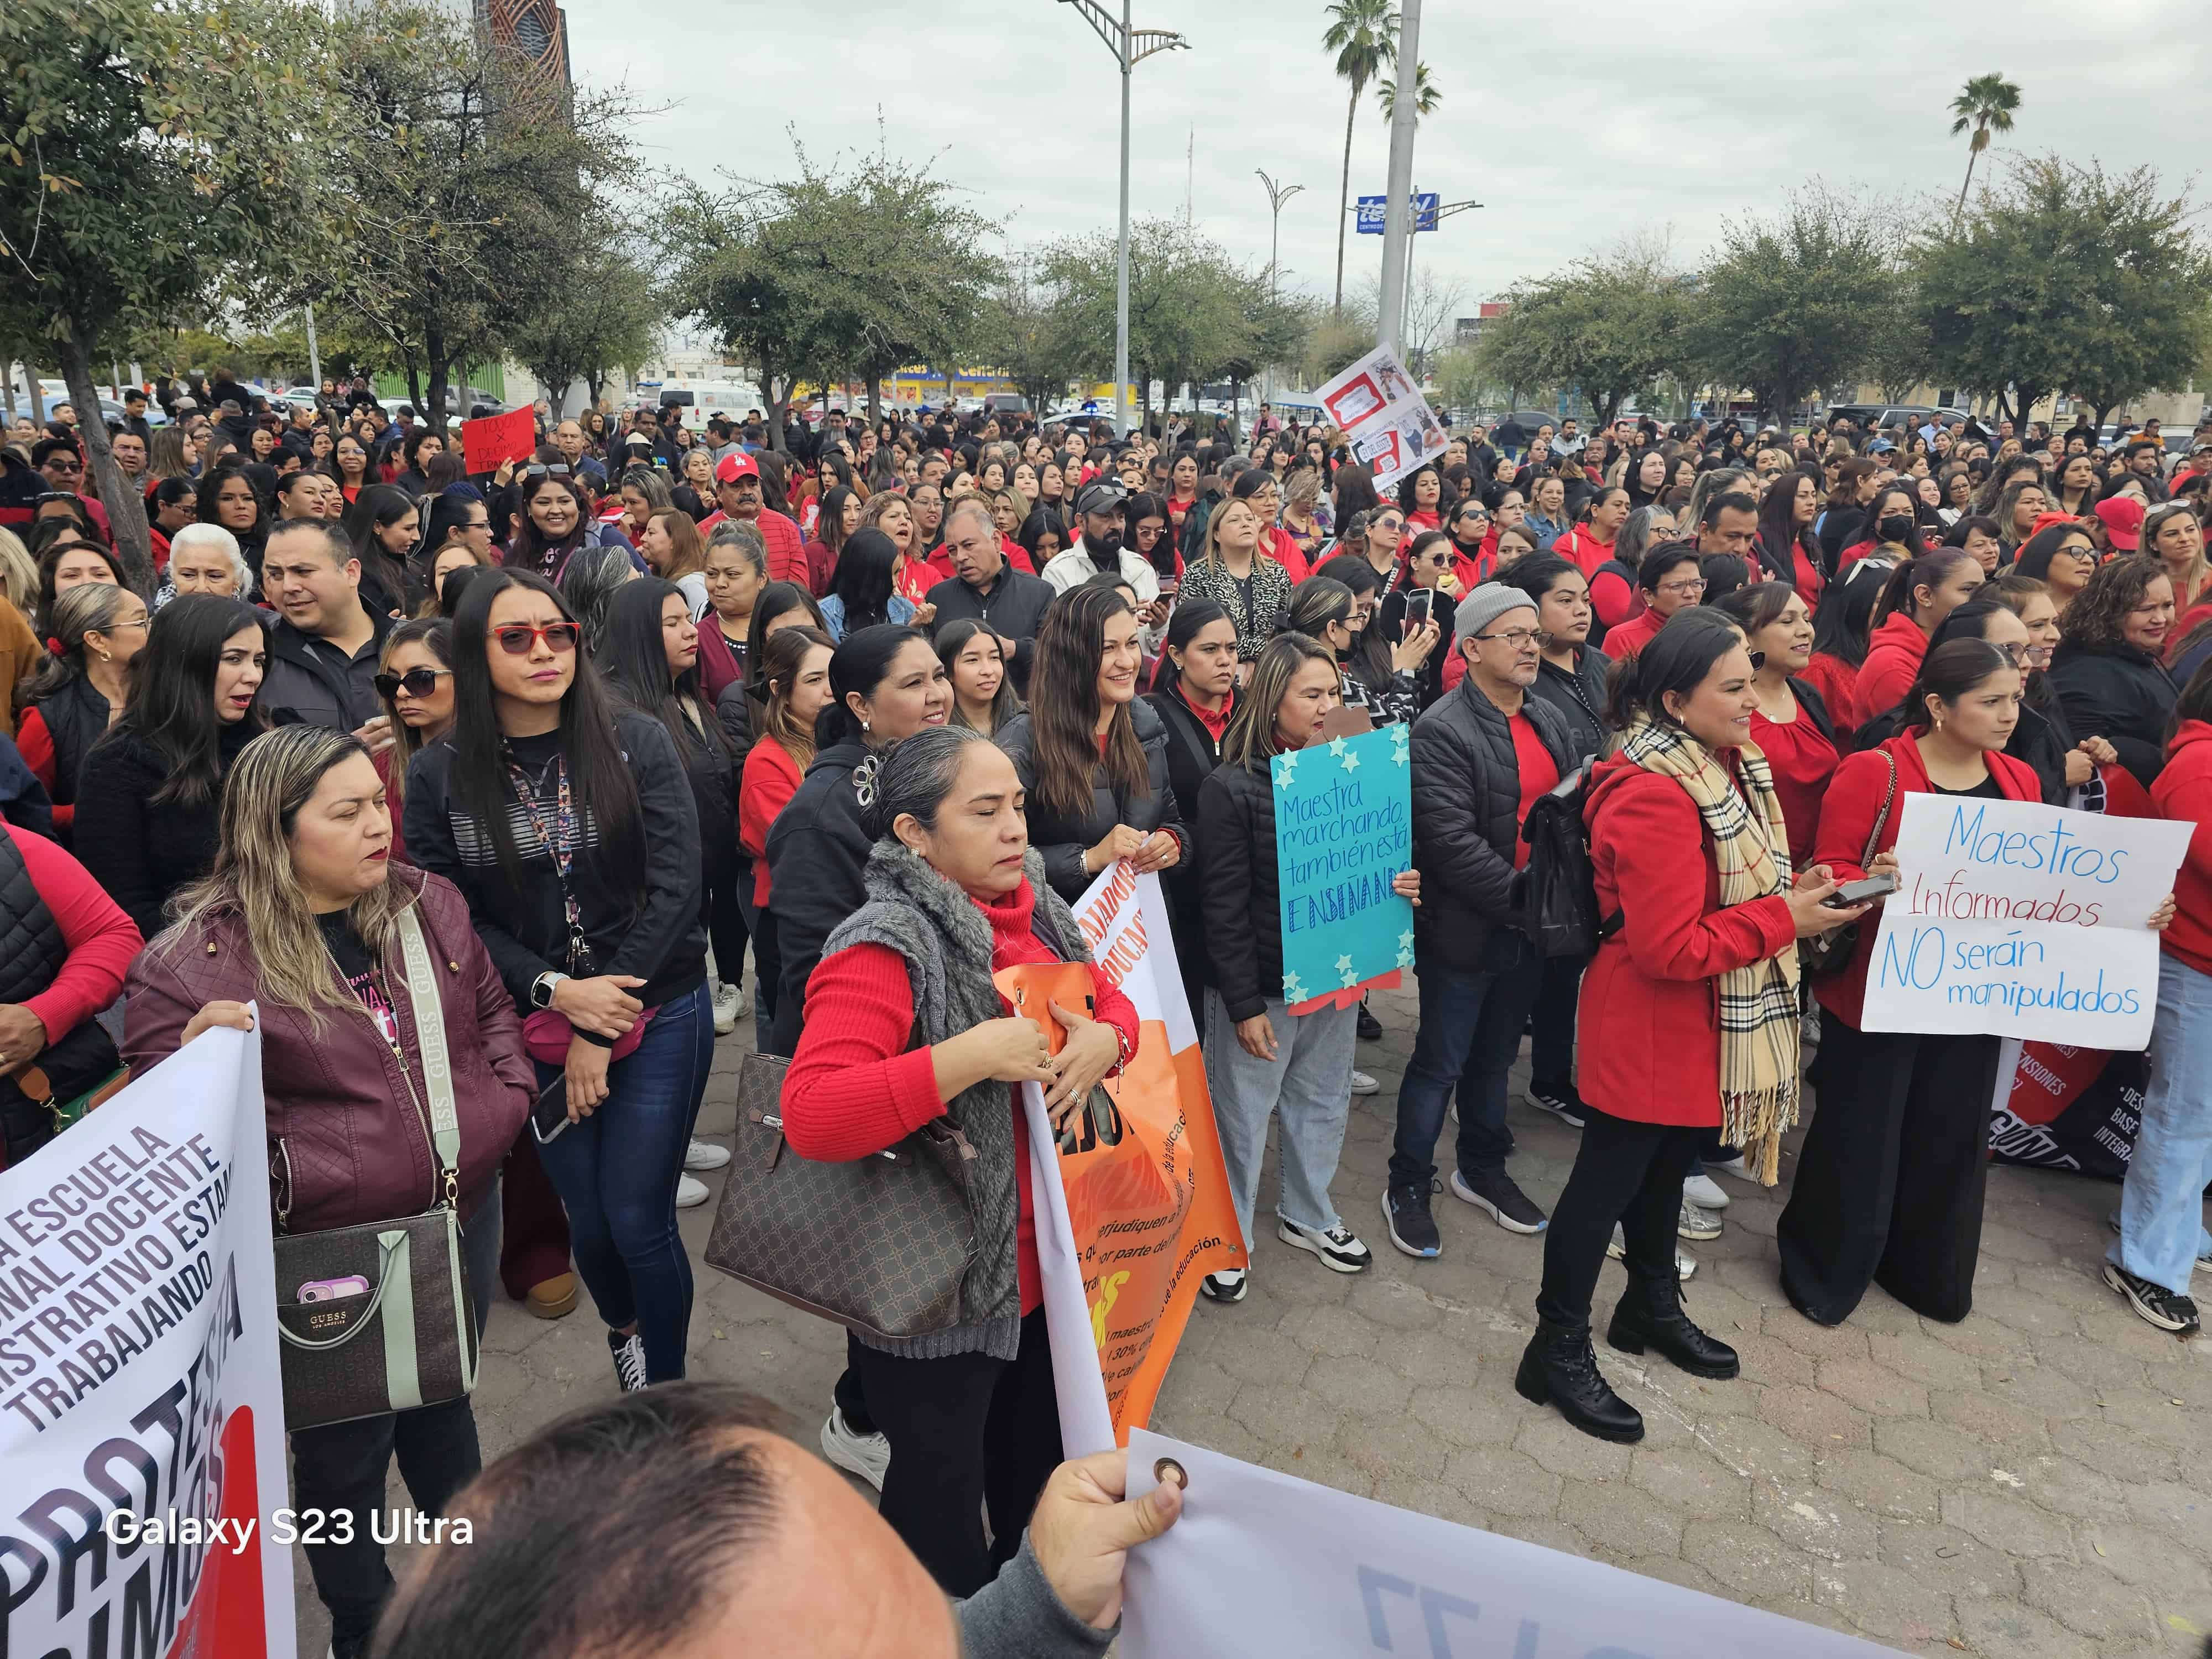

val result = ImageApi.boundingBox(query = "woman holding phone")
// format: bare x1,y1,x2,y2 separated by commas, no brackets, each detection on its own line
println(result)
405,569,709,1392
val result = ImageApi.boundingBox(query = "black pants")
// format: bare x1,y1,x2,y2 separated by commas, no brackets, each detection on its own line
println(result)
1537,1107,1705,1329
705,857,748,988
291,1191,500,1658
851,1307,1063,1597
1778,1011,2000,1326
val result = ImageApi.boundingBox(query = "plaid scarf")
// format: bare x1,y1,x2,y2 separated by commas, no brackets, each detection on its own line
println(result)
1620,714,1802,1183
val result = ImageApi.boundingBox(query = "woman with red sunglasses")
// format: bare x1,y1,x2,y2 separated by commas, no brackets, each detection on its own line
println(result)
405,568,711,1396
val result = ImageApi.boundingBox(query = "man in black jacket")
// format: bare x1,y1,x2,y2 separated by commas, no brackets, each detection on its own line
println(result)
257,521,394,737
927,499,1055,690
1384,585,1577,1260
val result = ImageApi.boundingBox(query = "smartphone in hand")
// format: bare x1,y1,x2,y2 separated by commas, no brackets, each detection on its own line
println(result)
530,1077,572,1144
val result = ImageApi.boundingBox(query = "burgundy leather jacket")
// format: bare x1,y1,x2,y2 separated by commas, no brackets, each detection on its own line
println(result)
123,865,533,1234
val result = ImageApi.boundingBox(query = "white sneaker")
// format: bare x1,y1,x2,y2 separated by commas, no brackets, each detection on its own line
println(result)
685,1138,732,1172
1608,1224,1697,1280
1682,1172,1729,1211
820,1406,891,1490
1349,1068,1380,1096
676,1173,709,1208
1677,1199,1724,1241
1277,1217,1372,1272
712,981,739,1035
1706,1154,1757,1184
1200,1268,1249,1303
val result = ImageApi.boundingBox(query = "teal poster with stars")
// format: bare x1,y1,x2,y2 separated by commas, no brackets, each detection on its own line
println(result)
1270,722,1415,1012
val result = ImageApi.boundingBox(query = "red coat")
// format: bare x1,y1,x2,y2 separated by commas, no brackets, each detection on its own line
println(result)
1575,753,1798,1126
2152,720,2212,978
1552,524,1619,581
1603,605,1667,661
1848,612,1927,731
1810,733,2041,1029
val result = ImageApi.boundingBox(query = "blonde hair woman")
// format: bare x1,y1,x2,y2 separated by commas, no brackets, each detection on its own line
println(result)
1176,494,1292,662
0,525,36,612
122,723,531,1659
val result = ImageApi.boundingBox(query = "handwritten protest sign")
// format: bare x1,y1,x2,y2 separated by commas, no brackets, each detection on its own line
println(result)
1007,866,1241,1454
1272,723,1413,1013
1861,793,2192,1049
1119,1428,1903,1658
1313,344,1442,492
1,1021,296,1659
459,406,535,476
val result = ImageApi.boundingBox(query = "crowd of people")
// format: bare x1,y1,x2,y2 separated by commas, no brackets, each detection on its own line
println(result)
1,375,2207,1655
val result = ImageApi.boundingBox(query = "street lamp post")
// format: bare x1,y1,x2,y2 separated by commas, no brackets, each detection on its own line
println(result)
1255,169,1305,407
1375,0,1423,357
1058,0,1187,439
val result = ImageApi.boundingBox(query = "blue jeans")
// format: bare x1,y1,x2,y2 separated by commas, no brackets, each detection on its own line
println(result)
533,983,714,1382
2110,954,2212,1296
1390,928,1545,1190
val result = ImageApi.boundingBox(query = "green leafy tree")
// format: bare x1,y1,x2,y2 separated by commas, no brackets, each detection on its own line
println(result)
507,216,666,421
1475,244,1687,429
320,4,642,434
983,258,1093,415
1950,72,2022,219
1689,182,1896,429
0,0,347,589
667,134,1000,441
1914,156,2212,431
1322,0,1397,319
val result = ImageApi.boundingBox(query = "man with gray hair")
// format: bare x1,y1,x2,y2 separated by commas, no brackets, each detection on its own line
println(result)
257,519,394,739
926,495,1055,687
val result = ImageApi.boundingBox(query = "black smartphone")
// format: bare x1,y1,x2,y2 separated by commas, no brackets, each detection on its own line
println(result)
1825,872,1899,908
530,1077,572,1144
1404,589,1433,630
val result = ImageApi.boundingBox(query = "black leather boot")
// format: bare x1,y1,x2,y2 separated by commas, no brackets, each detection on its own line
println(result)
1608,1275,1740,1379
1514,1318,1644,1443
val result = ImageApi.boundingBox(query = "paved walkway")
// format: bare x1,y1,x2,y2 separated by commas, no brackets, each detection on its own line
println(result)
298,979,2212,1658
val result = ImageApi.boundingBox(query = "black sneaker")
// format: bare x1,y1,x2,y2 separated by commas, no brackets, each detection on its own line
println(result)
1450,1168,1548,1234
1382,1181,1441,1258
1357,1001,1384,1041
1526,1076,1587,1129
608,1328,649,1392
2103,1262,2201,1334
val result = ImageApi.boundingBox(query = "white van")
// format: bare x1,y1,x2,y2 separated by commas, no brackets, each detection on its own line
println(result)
640,380,766,424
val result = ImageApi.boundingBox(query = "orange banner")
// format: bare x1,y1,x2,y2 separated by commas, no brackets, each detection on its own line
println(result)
998,865,1241,1444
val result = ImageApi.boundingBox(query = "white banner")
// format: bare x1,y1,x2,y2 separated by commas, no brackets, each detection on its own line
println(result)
1313,345,1446,492
1859,792,2193,1049
1120,1428,1903,1658
0,1022,296,1659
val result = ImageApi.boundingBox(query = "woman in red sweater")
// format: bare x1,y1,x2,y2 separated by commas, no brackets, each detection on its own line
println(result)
1525,611,1860,1444
1713,584,1839,864
737,625,835,1035
1551,486,1629,582
1845,548,1984,731
781,724,1138,1595
1601,544,1706,663
1776,640,2153,1328
2107,659,2212,1332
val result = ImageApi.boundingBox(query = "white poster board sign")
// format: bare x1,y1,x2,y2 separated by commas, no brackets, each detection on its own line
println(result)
1314,344,1443,492
1120,1428,1903,1658
0,1021,296,1659
1860,792,2192,1050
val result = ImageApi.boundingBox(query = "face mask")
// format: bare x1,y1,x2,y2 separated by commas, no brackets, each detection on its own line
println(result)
1878,514,1914,543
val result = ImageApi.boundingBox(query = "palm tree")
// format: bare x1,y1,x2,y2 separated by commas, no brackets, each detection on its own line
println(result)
1377,61,1439,126
1323,0,1397,319
1949,72,2022,218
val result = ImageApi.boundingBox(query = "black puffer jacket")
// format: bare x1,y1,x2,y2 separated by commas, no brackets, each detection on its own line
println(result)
1410,681,1575,971
996,700,1189,902
1528,642,1613,766
1147,686,1227,1000
763,737,872,1054
2048,641,2177,789
1194,757,1281,1022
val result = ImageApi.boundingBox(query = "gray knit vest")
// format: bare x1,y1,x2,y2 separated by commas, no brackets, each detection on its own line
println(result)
821,842,1093,1361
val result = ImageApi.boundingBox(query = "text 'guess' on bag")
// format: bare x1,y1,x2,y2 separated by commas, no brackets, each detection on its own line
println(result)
273,906,479,1431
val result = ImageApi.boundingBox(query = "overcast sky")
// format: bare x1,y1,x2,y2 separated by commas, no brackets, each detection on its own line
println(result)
572,0,2206,321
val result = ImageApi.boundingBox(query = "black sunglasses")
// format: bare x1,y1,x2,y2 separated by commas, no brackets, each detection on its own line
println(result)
521,462,572,479
375,667,453,699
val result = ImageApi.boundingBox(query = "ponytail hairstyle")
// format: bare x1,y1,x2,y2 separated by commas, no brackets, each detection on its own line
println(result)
1150,598,1230,698
26,580,137,705
1902,638,2016,735
856,723,992,844
1606,607,1746,733
1873,547,1976,627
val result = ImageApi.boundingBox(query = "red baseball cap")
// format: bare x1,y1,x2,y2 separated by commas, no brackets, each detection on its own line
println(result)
2093,495,2144,550
715,450,760,484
